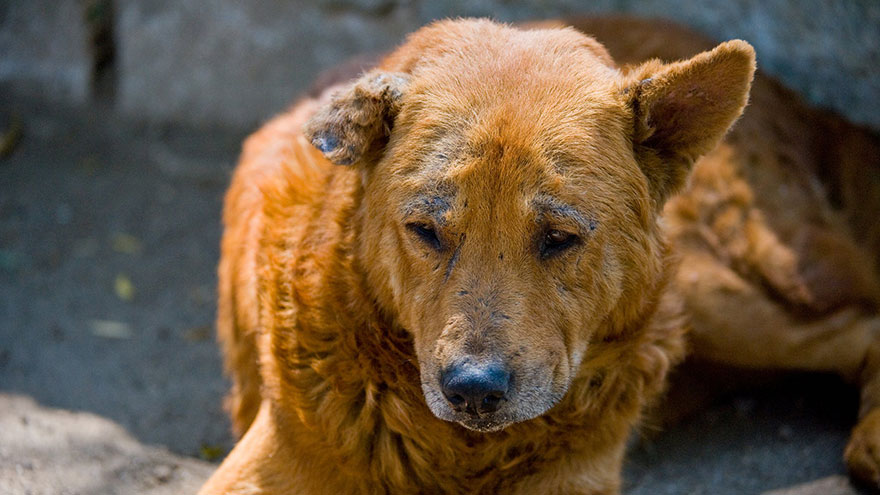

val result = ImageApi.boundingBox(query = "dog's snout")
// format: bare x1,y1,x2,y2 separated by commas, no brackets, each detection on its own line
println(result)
440,361,510,415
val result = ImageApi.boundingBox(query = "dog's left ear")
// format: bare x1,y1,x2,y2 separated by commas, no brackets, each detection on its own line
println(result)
625,40,756,203
304,71,410,166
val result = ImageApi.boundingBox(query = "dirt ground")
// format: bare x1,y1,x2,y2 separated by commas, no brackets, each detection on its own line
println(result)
0,88,868,494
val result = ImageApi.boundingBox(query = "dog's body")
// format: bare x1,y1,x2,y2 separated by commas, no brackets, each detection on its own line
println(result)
201,18,880,494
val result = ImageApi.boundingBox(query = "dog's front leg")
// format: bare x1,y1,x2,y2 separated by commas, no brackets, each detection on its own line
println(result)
199,401,358,495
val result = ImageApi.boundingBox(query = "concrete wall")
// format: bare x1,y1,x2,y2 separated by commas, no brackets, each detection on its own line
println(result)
3,0,879,131
0,0,93,104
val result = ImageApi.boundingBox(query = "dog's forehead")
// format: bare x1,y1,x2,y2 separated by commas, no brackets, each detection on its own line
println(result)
396,76,628,192
407,25,620,103
392,114,614,228
385,25,636,219
396,29,627,167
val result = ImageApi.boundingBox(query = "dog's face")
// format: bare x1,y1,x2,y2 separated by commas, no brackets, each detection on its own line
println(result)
378,89,643,430
305,20,755,431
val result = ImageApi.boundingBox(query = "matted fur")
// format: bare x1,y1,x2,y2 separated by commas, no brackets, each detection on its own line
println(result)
202,17,880,494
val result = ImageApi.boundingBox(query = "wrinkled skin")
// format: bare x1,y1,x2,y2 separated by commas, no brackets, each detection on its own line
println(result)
359,62,650,431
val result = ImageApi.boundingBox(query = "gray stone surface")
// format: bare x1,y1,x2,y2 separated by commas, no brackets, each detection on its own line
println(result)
0,394,215,495
0,0,93,103
114,0,880,130
763,476,859,495
623,379,863,495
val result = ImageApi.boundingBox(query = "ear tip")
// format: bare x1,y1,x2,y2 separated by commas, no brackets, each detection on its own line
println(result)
311,133,339,154
715,39,757,71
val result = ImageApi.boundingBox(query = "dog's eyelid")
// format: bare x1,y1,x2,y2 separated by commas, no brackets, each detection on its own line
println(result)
538,228,582,260
543,220,586,237
402,190,455,218
405,220,445,251
531,196,595,236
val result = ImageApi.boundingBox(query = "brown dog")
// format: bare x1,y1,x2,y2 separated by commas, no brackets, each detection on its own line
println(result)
201,17,880,494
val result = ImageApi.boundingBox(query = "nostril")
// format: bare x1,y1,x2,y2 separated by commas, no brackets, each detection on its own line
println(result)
447,393,466,411
481,392,504,413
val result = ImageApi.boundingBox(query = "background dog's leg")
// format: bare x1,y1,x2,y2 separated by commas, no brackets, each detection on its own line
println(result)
678,254,880,487
845,336,880,487
678,254,873,373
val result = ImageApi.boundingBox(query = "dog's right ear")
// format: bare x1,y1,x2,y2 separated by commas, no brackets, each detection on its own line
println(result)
623,40,756,204
304,71,410,166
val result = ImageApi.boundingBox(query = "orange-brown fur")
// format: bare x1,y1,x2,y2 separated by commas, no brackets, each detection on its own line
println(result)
202,17,880,494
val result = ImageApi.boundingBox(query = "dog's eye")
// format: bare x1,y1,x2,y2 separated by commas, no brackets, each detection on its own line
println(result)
406,222,443,251
540,229,579,259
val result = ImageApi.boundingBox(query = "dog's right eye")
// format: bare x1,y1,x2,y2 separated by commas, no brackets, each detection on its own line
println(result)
540,229,580,259
406,222,443,251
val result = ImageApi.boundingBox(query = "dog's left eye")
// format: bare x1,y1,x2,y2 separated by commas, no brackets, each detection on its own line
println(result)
540,229,579,259
406,222,443,251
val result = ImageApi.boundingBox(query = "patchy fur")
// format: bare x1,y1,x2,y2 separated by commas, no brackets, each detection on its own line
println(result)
202,17,880,494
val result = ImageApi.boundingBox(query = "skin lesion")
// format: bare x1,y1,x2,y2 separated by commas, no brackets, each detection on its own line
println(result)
444,233,465,283
532,195,597,237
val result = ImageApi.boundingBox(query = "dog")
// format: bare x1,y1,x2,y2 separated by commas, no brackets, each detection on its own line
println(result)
200,17,880,494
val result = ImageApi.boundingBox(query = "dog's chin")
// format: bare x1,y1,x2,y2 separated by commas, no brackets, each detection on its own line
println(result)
422,385,558,433
457,416,512,432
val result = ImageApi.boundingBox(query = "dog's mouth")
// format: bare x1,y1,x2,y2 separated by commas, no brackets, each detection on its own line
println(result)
421,376,563,432
455,415,513,432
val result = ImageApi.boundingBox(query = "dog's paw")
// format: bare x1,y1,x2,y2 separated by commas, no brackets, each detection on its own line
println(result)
845,409,880,489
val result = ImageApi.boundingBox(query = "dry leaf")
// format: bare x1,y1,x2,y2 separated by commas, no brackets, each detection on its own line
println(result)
114,273,135,301
183,325,212,342
199,444,225,462
72,238,99,258
111,233,143,255
0,114,22,159
90,319,133,339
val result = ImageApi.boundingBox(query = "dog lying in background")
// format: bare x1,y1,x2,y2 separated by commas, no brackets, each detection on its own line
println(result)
200,16,880,494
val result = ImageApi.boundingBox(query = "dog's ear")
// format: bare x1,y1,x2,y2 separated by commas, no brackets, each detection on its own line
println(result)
304,71,410,166
624,40,756,203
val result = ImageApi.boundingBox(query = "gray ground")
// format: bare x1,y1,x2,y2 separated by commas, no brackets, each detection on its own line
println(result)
0,89,869,494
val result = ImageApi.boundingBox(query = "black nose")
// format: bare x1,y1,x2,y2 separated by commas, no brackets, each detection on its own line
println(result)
440,361,510,415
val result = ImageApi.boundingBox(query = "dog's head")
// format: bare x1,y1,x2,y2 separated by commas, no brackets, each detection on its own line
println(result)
305,19,754,432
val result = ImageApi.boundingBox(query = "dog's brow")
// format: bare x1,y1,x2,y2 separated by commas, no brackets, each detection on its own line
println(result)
403,191,454,220
532,196,595,232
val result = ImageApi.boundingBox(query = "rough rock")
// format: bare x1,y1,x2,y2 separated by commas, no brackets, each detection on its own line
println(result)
0,394,215,495
762,475,860,495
